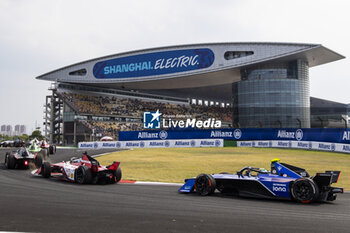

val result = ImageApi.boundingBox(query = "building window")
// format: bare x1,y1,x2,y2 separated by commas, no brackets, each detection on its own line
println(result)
224,51,254,60
69,69,87,76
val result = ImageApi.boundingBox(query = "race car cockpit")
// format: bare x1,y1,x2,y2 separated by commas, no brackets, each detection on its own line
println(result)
17,147,30,157
237,166,270,177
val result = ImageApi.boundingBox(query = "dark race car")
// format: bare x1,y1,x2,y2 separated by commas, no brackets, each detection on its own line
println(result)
32,152,122,184
13,138,24,147
5,147,43,169
1,140,14,147
179,159,344,203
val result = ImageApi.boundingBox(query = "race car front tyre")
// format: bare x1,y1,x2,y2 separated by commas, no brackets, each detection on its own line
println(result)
41,162,51,178
5,153,16,169
195,174,216,196
291,178,319,203
75,166,93,184
34,154,43,168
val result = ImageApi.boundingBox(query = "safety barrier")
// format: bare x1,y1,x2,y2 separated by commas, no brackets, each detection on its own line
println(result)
237,140,350,154
78,139,223,149
119,128,350,144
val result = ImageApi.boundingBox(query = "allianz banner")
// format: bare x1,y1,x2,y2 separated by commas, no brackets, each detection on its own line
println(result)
119,128,350,144
78,139,223,149
237,140,350,154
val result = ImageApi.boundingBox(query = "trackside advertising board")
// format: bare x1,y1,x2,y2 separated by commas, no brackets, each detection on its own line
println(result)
237,140,350,154
78,139,223,149
118,128,350,144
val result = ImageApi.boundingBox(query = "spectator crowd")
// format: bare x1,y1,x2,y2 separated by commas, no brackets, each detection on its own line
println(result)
59,92,232,137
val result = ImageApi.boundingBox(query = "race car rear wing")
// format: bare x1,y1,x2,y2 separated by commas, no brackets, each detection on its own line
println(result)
312,171,341,188
325,171,341,184
107,161,120,171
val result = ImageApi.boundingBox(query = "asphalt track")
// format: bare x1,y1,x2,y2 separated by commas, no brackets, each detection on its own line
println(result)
0,148,349,233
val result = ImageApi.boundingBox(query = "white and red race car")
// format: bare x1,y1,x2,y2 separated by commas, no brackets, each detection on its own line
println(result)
33,152,121,184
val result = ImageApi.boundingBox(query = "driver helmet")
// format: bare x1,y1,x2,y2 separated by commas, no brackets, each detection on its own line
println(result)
259,168,269,173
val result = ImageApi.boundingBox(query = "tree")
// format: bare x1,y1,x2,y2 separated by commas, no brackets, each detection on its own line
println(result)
19,134,29,142
0,134,11,141
30,130,43,140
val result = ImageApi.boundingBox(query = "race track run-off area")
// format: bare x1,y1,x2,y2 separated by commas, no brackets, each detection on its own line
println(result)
0,148,350,233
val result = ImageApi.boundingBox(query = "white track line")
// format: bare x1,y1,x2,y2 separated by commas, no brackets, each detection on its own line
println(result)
91,149,131,158
91,152,114,158
0,232,31,233
56,146,77,149
133,181,183,186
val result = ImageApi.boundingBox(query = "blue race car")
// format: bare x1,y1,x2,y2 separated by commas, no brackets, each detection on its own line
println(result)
179,159,343,203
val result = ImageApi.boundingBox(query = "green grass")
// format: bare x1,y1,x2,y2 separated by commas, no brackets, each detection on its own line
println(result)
96,147,350,189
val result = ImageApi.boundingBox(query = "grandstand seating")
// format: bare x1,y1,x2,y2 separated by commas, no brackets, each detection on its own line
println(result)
59,92,232,136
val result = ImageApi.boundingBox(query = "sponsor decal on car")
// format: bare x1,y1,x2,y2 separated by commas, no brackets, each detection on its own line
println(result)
272,183,287,192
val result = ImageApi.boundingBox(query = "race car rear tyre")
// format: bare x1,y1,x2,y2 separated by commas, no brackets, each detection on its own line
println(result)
195,174,216,196
5,153,16,169
4,152,9,164
34,154,43,168
42,148,48,159
41,162,51,178
291,178,319,203
49,145,56,154
114,167,122,183
75,166,93,184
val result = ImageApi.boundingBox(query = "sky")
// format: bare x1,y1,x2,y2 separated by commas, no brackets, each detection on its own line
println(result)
0,0,349,134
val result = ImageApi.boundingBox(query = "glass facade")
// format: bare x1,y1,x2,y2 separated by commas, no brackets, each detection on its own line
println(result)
233,59,310,128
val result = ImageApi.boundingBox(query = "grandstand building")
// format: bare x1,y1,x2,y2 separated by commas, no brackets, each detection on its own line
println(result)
310,97,350,128
36,42,345,145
